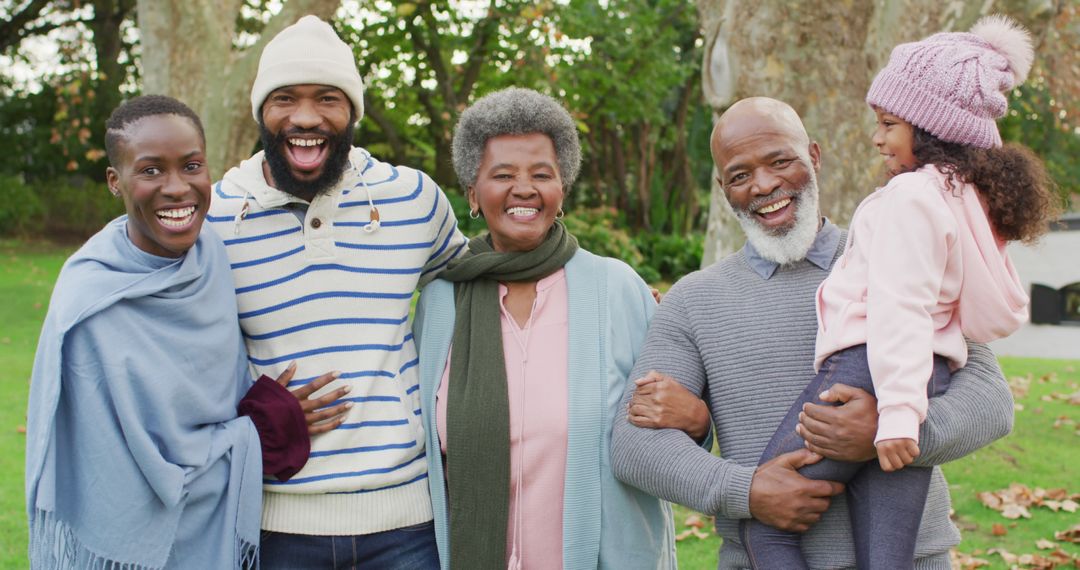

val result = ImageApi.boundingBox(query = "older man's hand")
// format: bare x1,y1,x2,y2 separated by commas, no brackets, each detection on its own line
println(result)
796,383,878,462
628,371,710,441
749,449,844,532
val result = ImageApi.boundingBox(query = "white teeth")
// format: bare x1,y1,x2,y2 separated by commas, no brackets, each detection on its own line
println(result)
157,206,195,227
506,207,539,216
288,138,325,147
756,198,791,215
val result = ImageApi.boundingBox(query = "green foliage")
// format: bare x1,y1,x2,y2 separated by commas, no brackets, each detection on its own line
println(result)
0,176,123,239
339,0,710,233
0,175,44,235
562,207,656,280
633,231,704,282
999,81,1080,209
0,82,64,182
38,179,125,238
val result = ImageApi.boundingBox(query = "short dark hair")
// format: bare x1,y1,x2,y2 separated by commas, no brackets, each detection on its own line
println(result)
104,95,206,167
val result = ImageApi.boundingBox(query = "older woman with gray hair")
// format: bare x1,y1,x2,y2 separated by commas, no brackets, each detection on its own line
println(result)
413,87,676,569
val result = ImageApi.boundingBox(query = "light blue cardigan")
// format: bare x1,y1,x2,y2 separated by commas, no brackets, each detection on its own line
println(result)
413,249,677,569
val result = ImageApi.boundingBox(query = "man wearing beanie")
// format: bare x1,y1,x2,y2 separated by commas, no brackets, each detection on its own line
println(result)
206,15,465,568
610,97,1014,569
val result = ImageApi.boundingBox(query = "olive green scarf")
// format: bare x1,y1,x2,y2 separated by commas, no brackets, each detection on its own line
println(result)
439,221,578,568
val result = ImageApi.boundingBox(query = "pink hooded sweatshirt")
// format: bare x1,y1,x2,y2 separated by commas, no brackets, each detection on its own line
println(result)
815,165,1028,444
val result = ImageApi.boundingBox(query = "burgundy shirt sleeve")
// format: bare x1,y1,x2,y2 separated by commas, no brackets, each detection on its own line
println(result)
238,375,310,481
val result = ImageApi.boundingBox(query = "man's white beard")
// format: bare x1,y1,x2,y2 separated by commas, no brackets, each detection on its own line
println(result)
733,177,820,266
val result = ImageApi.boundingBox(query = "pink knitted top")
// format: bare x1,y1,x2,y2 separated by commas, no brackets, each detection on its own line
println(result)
436,269,570,570
815,165,1027,444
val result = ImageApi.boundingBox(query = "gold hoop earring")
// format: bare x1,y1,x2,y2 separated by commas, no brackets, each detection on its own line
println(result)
469,209,480,220
555,208,565,219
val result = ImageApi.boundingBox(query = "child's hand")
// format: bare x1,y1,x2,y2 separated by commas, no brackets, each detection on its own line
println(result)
875,438,920,472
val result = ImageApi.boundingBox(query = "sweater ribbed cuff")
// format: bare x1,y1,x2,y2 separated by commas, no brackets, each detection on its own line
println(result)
719,464,756,520
876,405,922,444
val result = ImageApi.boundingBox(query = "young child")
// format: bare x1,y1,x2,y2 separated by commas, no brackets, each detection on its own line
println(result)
25,95,343,569
742,16,1061,569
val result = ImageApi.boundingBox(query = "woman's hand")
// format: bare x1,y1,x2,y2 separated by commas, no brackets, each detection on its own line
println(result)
274,362,352,435
627,371,710,441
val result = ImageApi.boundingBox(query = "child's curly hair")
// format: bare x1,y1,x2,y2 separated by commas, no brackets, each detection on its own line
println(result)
912,127,1062,244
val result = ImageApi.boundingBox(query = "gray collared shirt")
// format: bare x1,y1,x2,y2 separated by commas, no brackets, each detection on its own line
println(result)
742,218,842,280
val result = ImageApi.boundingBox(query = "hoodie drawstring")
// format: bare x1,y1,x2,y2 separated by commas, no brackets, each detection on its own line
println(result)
232,190,252,235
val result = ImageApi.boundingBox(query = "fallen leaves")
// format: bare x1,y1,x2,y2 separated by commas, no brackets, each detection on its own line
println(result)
1056,524,1080,544
951,549,990,569
985,547,1078,568
674,513,714,542
978,484,1080,519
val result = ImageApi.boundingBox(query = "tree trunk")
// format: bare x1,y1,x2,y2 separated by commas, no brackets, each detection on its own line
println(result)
696,0,1060,267
137,0,341,180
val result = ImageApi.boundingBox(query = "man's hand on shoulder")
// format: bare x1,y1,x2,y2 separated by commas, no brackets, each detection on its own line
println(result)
797,383,878,462
748,449,844,532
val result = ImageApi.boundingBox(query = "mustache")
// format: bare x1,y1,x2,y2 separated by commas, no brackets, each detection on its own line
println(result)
271,126,338,144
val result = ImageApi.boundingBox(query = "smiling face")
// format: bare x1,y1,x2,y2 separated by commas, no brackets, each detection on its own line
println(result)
468,133,565,253
260,84,354,200
712,107,820,237
105,114,211,258
871,107,917,178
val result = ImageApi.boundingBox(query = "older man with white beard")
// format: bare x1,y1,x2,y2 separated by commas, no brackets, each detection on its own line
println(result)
609,97,1014,569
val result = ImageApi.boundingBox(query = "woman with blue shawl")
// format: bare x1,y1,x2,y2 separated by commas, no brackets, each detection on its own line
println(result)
25,95,346,569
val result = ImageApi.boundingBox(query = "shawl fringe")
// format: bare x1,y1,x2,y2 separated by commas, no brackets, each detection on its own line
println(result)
30,509,259,569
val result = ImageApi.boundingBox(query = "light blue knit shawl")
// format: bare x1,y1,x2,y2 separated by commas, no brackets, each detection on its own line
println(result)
26,218,262,569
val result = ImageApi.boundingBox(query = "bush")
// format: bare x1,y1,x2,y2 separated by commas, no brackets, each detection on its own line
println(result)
0,175,45,236
38,178,125,238
632,232,704,282
562,207,661,283
0,176,123,239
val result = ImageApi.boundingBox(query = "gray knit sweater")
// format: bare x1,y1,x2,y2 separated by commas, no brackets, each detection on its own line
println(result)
610,231,1014,570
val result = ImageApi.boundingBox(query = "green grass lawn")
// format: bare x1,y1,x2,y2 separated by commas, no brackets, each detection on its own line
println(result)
0,238,1077,569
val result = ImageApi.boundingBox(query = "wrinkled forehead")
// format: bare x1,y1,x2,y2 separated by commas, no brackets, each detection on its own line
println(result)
711,119,808,173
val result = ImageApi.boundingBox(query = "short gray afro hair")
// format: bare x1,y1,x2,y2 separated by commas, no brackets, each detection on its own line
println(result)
452,87,581,191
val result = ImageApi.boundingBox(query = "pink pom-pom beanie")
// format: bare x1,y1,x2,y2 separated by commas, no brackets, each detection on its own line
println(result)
866,15,1035,149
250,15,365,122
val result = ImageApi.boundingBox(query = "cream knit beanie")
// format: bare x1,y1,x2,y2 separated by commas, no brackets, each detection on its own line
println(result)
250,15,365,122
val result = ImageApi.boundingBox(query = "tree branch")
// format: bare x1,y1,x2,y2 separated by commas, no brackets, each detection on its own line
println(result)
454,0,499,105
362,91,407,163
0,0,65,53
406,5,456,109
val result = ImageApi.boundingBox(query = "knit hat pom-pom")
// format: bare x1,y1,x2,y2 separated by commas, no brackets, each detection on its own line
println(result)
970,14,1034,85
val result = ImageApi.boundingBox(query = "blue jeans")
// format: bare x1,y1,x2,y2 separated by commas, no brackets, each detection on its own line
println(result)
741,344,952,570
260,521,440,570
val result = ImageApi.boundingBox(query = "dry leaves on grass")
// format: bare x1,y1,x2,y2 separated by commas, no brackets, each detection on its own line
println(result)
951,549,990,569
674,514,714,542
986,547,1079,568
978,484,1080,519
1040,391,1080,405
1056,524,1080,544
1010,375,1033,399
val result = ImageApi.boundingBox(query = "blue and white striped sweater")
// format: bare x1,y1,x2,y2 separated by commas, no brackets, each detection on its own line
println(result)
208,147,467,535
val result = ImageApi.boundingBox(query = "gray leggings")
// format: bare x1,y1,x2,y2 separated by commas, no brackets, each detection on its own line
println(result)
741,344,952,570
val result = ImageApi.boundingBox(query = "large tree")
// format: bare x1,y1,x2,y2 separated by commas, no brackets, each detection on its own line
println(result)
137,0,341,179
696,0,1063,266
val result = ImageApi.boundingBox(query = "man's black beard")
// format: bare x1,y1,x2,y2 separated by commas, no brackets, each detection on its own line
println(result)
259,119,355,201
